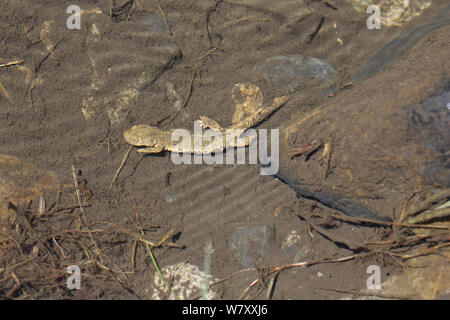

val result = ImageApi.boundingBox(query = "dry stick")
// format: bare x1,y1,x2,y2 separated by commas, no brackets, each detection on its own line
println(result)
330,213,449,230
406,207,450,225
389,242,450,260
273,255,358,273
72,164,103,262
109,224,158,247
406,189,450,218
135,211,169,289
141,228,169,289
34,37,64,73
209,268,256,287
239,278,259,300
71,165,84,213
432,266,445,298
385,251,409,269
393,198,411,237
297,212,362,251
318,287,411,300
0,60,24,68
266,271,279,300
5,272,21,298
323,134,334,178
85,259,137,296
44,203,91,216
154,0,172,36
221,15,269,29
190,47,218,66
109,146,132,189
205,0,224,46
5,283,21,299
0,82,12,104
156,229,176,247
397,194,415,224
19,41,62,109
131,240,138,274
239,255,357,299
0,256,37,274
365,233,433,246
61,229,105,234
166,68,197,126
52,237,68,259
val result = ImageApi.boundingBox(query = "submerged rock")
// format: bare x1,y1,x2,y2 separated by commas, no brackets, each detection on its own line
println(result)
151,262,218,300
254,55,338,92
138,12,167,32
229,225,274,268
276,25,450,221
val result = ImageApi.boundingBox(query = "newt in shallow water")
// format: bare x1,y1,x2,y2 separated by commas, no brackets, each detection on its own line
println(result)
124,83,289,154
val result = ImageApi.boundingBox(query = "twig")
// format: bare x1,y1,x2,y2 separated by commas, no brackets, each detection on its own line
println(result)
389,242,450,260
0,81,12,104
406,189,450,218
71,164,84,213
109,146,132,189
34,37,64,73
45,203,91,216
135,210,169,289
72,164,103,262
154,0,172,36
131,239,137,274
209,268,256,287
108,224,158,247
166,68,196,126
221,15,269,29
239,255,357,299
273,255,357,272
320,134,334,178
327,82,353,97
396,193,415,224
365,233,433,247
205,0,224,46
266,271,279,300
318,287,411,300
0,60,24,68
288,140,322,159
0,256,37,274
52,237,68,258
239,278,259,300
406,207,450,225
331,213,449,230
190,47,218,65
297,212,363,251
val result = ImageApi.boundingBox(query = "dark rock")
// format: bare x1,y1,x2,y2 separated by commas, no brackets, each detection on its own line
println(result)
276,24,450,221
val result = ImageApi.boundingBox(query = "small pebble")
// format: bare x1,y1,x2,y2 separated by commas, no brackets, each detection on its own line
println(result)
254,54,338,91
139,13,166,32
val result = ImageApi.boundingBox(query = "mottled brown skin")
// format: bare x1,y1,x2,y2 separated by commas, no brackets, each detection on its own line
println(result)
124,95,289,154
